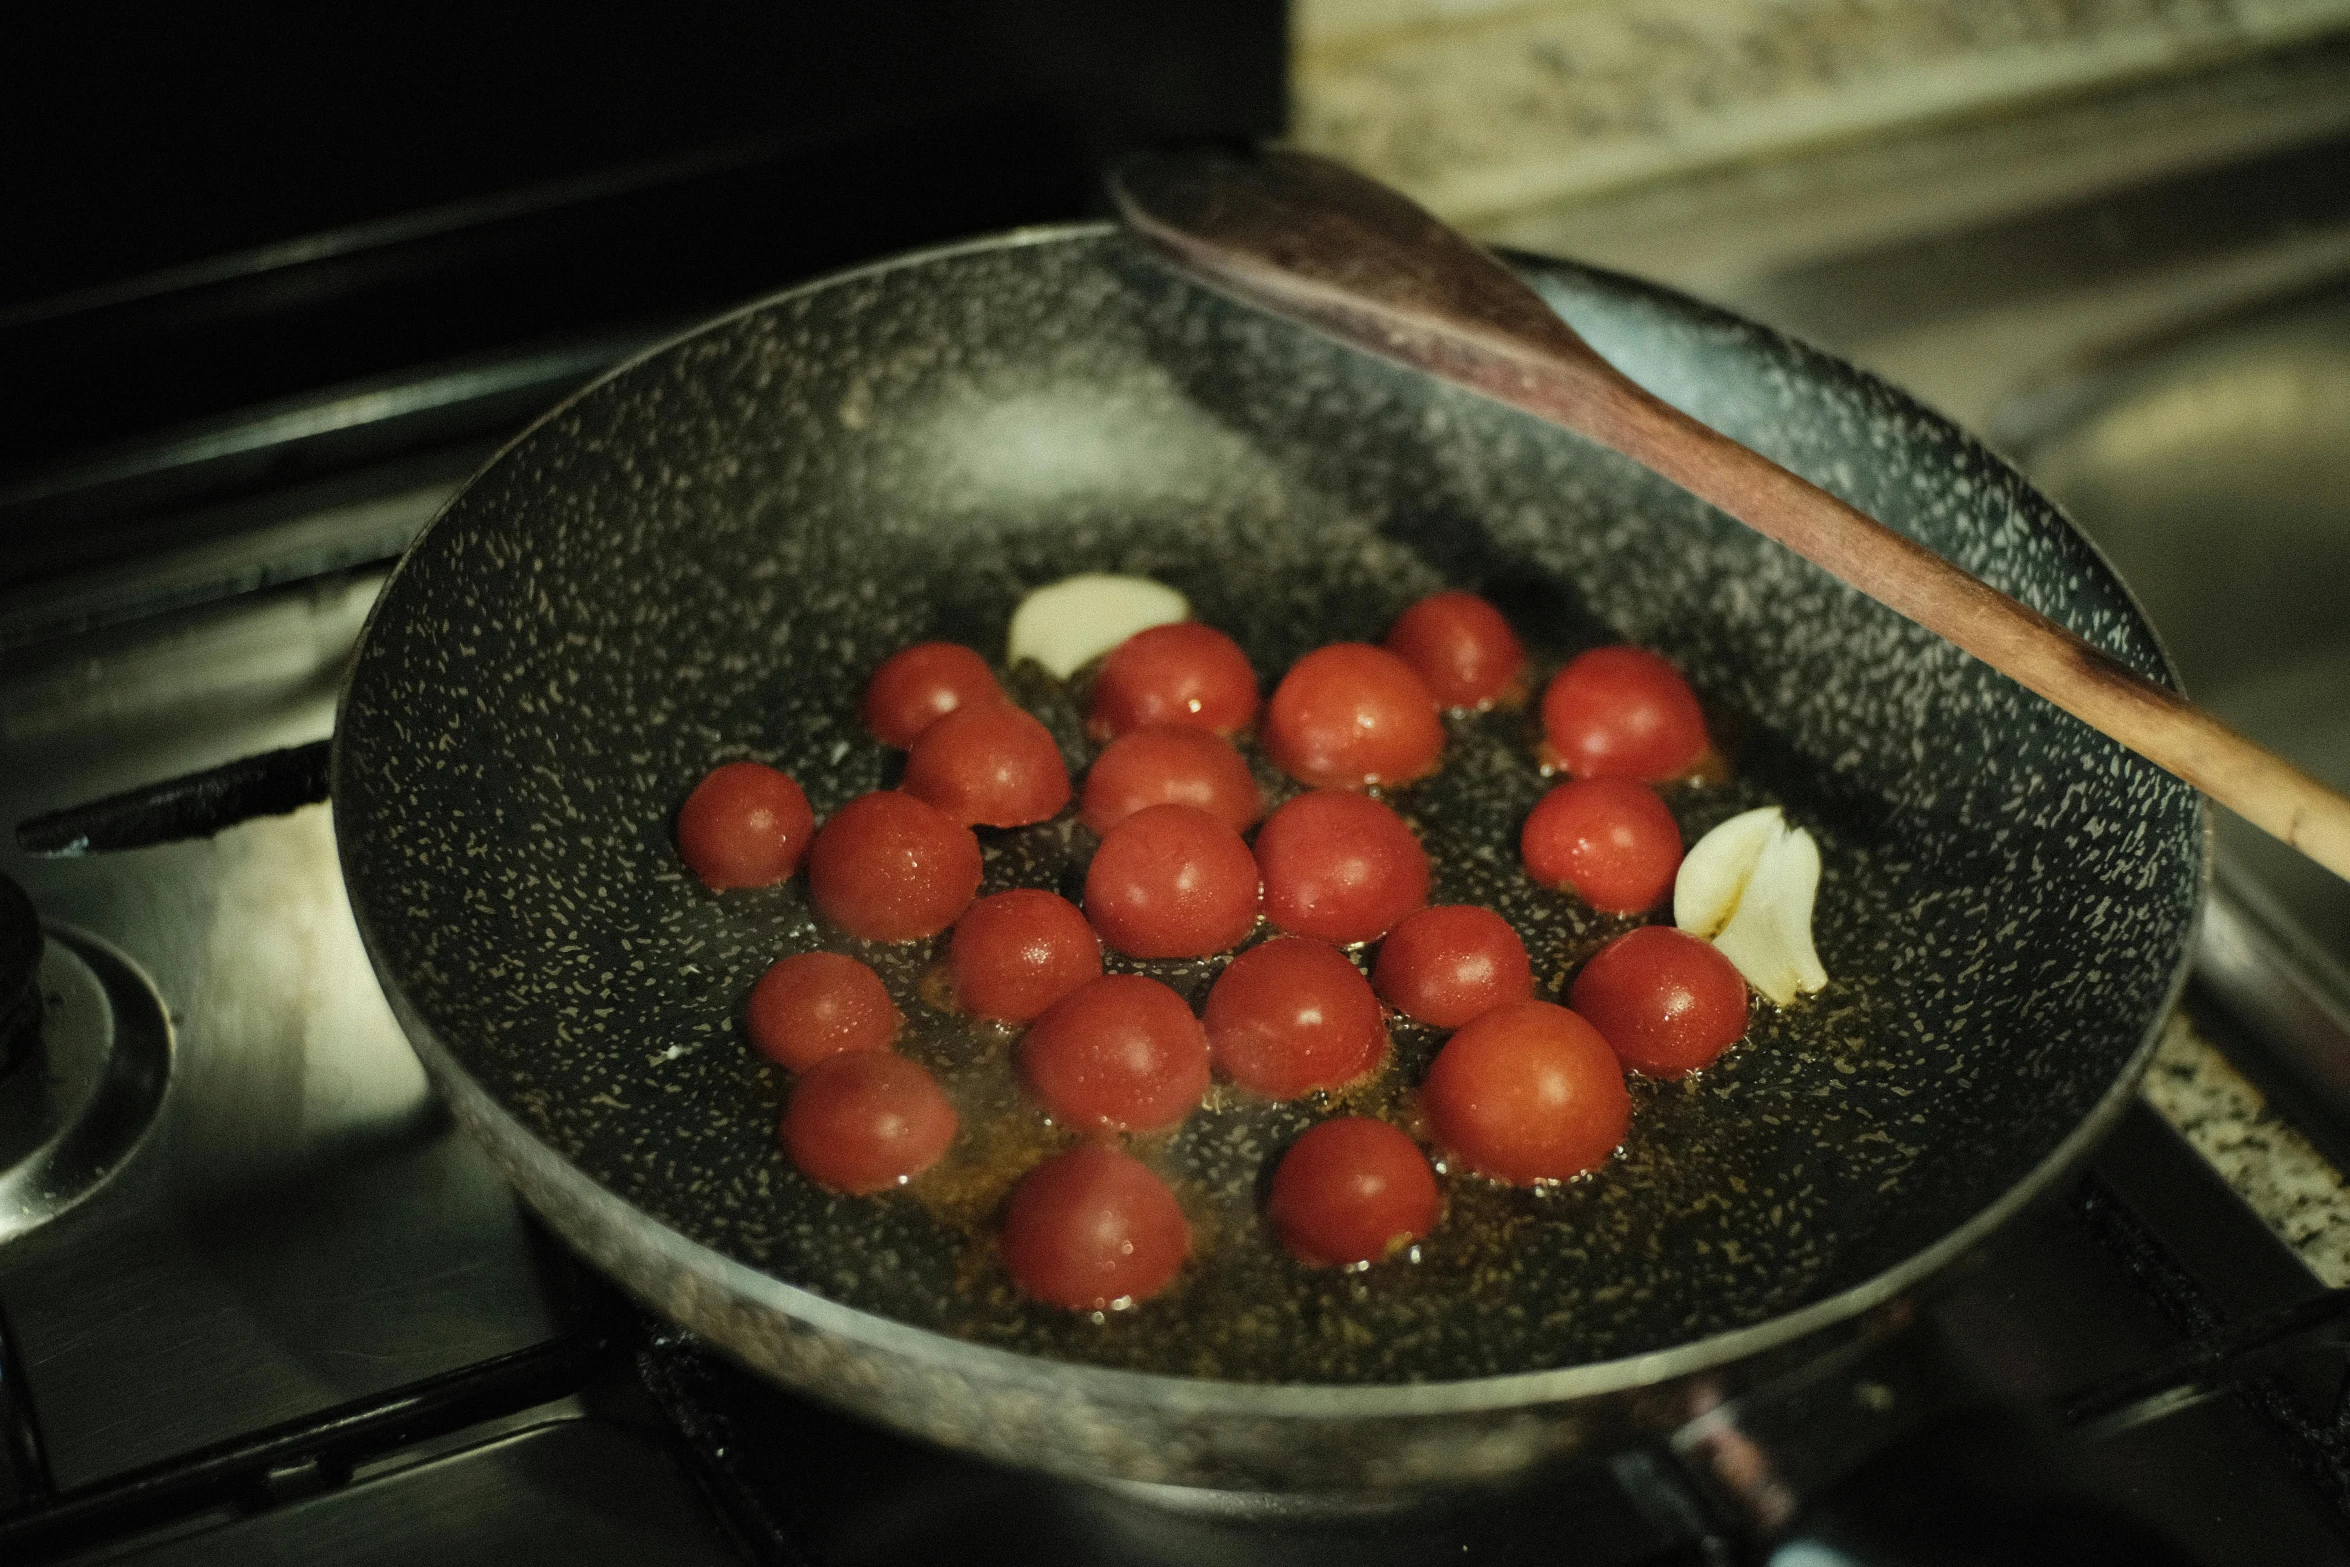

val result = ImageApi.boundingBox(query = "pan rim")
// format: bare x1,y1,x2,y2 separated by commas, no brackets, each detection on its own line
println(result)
335,220,2211,1421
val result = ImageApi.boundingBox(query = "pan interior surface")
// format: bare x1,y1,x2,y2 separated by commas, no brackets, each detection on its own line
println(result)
336,230,2200,1387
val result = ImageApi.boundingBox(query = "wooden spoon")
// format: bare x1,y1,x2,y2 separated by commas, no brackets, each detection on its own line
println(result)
1111,148,2350,885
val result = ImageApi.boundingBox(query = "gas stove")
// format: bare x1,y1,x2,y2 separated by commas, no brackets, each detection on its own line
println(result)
6,44,2350,1560
0,566,2346,1564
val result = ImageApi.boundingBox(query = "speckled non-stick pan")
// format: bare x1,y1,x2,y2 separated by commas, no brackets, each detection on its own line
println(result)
333,225,2204,1495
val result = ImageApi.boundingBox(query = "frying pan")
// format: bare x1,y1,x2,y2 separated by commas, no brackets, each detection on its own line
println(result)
330,224,2204,1498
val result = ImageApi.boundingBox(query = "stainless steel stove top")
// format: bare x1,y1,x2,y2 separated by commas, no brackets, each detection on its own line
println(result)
2,83,2349,1565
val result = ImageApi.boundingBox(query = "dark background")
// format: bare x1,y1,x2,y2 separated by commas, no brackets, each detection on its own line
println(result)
0,2,1285,580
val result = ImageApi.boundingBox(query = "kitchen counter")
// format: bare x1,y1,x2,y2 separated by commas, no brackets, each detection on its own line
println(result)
1295,0,2350,232
2148,1011,2350,1287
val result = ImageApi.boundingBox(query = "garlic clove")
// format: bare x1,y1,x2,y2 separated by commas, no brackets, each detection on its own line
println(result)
1674,806,1784,940
1711,820,1827,1006
1675,806,1828,1006
1007,574,1188,679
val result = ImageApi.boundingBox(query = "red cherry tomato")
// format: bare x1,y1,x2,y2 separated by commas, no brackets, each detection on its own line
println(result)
1570,925,1750,1078
805,791,982,942
1521,776,1683,914
781,1052,958,1194
1087,623,1259,741
1540,645,1708,781
1001,1145,1189,1310
676,761,815,890
1079,725,1263,836
862,642,1002,749
901,702,1071,828
1263,643,1445,789
1267,1118,1442,1267
746,951,902,1071
1421,1000,1629,1185
1383,591,1526,711
1203,938,1385,1099
1371,905,1534,1029
1018,974,1211,1133
949,889,1103,1024
1255,790,1429,946
1083,803,1261,959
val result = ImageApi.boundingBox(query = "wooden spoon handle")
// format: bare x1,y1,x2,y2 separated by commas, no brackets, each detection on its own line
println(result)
1114,149,2350,884
1584,371,2350,882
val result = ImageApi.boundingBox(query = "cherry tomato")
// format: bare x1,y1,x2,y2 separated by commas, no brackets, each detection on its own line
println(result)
1079,725,1263,836
1421,1000,1629,1185
862,642,1002,748
1570,925,1750,1078
1087,623,1258,741
1083,803,1261,959
901,702,1071,828
805,791,982,942
1203,938,1385,1099
1018,974,1211,1133
949,889,1103,1024
746,951,901,1071
1263,643,1445,789
781,1051,958,1194
676,761,815,890
1001,1145,1188,1310
1383,590,1526,711
1255,790,1429,946
1266,1118,1442,1267
1540,645,1708,781
1371,905,1534,1029
1521,776,1683,914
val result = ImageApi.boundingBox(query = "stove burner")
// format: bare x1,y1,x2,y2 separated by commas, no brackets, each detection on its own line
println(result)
0,874,39,1079
0,924,171,1244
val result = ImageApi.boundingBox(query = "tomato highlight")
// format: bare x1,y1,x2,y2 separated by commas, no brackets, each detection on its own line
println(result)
1087,623,1258,740
1263,643,1445,789
1018,974,1211,1133
862,642,1001,748
1371,905,1534,1029
676,760,815,890
747,951,901,1071
1383,590,1526,710
1083,803,1261,959
949,889,1103,1024
1001,1145,1189,1310
1540,645,1708,781
1421,1000,1630,1185
901,701,1071,828
1255,790,1429,946
1079,724,1263,836
1267,1117,1442,1267
805,790,983,942
1204,937,1386,1099
1570,925,1750,1078
1521,776,1684,914
781,1052,959,1194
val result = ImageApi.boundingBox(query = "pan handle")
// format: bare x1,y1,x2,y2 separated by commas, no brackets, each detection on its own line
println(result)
1670,1319,2208,1567
14,740,332,856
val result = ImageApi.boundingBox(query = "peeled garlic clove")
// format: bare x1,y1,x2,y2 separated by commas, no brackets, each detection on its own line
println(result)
1007,574,1188,679
1674,806,1784,939
1712,822,1827,1006
1676,806,1828,1006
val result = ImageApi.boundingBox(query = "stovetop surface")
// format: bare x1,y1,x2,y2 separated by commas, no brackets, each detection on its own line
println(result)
0,440,2346,1567
6,78,2350,1560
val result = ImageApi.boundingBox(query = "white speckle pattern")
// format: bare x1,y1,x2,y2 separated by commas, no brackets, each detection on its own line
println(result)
2143,1012,2350,1289
332,229,2202,1486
